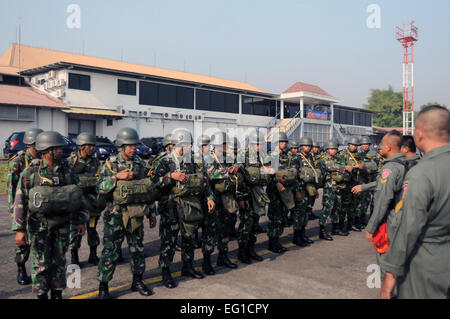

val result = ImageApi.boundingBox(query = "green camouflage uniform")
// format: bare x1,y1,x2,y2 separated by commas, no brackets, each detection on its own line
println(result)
152,151,214,268
266,148,295,240
354,149,378,222
196,153,218,256
12,158,89,295
291,151,317,230
68,151,102,250
206,151,241,254
7,150,34,264
338,148,363,223
96,153,166,283
239,149,271,247
318,154,347,226
369,153,385,215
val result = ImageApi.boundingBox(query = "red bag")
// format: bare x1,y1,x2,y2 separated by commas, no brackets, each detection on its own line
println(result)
373,222,389,254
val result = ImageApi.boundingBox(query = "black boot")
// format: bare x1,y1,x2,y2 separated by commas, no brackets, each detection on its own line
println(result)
37,293,48,299
217,251,238,268
237,244,252,264
117,249,124,263
256,224,266,234
293,229,308,247
268,237,287,253
88,246,99,265
319,225,333,241
98,282,111,299
247,242,263,262
229,228,239,240
71,249,80,267
181,261,205,279
161,267,177,288
347,217,361,232
17,263,31,285
202,253,215,275
331,223,349,236
354,216,363,231
301,228,314,244
338,221,350,236
50,290,62,299
131,274,154,296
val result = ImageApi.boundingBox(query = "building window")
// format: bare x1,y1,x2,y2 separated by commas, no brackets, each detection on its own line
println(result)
68,119,96,137
107,119,113,126
139,81,194,109
68,73,91,91
242,96,276,117
196,89,238,114
118,79,136,96
0,105,36,121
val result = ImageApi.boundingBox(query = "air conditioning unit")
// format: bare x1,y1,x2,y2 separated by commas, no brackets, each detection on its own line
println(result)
187,114,193,120
55,89,65,98
45,73,51,80
196,115,203,121
58,79,66,87
43,82,49,90
49,70,56,79
31,77,37,85
164,113,169,118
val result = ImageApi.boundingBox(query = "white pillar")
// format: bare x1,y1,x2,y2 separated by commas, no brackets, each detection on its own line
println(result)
330,103,334,139
300,98,304,118
280,100,284,119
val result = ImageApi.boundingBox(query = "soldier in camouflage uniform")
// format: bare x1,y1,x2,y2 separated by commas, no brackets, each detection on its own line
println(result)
68,132,103,267
206,131,240,268
291,137,317,247
237,130,272,263
354,136,378,227
228,137,242,240
7,128,43,285
195,135,219,275
96,128,162,298
309,140,324,220
12,131,89,299
151,129,215,287
318,140,352,240
338,137,364,232
266,131,295,254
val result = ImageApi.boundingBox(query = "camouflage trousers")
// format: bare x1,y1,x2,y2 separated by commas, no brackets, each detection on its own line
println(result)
355,191,372,219
237,200,259,247
266,185,285,240
28,220,70,295
215,199,237,254
201,207,218,256
69,216,100,250
292,190,315,230
319,185,344,227
158,199,201,268
15,225,30,264
97,209,145,283
341,183,359,221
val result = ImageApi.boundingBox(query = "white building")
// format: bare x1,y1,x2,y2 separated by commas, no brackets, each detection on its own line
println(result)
0,43,373,149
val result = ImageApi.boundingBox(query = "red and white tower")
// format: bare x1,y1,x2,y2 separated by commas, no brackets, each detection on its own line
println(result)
396,22,418,135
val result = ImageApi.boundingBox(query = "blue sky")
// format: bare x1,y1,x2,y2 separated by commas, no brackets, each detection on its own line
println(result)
1,0,449,108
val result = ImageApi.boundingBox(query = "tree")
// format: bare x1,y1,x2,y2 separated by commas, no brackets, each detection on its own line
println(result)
364,86,403,127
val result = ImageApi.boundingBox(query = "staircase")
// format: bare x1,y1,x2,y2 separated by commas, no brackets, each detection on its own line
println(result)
266,110,302,141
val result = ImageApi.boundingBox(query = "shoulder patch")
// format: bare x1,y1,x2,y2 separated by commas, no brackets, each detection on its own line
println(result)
30,158,41,166
381,169,392,179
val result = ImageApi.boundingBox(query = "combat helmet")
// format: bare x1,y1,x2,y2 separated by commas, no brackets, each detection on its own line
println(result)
359,136,372,145
299,136,313,146
172,128,193,146
162,134,176,147
23,128,44,145
197,135,211,147
347,136,360,146
324,139,339,150
115,128,140,147
76,132,96,146
35,131,67,152
210,131,228,146
272,131,289,144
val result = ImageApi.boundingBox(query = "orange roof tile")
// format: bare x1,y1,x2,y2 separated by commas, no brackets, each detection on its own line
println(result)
0,43,266,93
0,84,68,109
283,82,332,97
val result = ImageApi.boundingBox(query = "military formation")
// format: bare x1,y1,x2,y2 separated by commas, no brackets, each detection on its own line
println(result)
6,105,449,299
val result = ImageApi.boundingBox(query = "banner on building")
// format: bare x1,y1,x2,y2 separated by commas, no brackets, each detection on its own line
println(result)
306,109,328,120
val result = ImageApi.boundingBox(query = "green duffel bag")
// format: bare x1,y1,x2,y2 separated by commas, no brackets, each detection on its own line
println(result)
306,183,317,197
274,168,297,186
363,161,378,174
343,170,352,182
174,196,204,223
113,178,156,205
299,167,316,184
214,173,244,193
28,184,83,216
172,173,204,197
78,175,98,190
279,186,295,210
331,171,345,183
246,166,272,186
